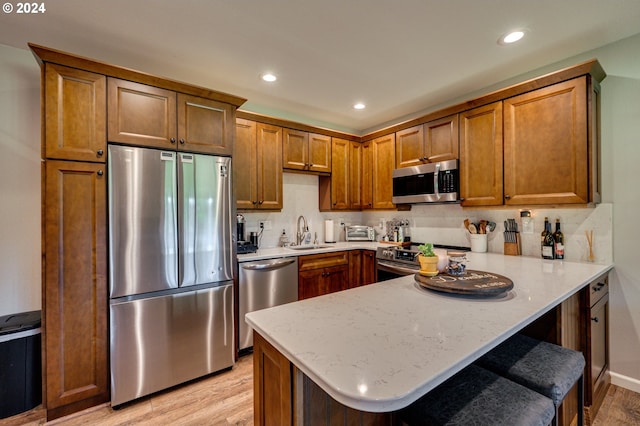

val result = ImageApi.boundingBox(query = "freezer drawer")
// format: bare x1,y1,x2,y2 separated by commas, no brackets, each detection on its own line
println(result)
110,283,234,406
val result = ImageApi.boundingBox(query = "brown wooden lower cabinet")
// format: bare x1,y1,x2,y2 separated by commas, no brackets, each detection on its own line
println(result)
298,252,349,300
43,160,109,420
349,250,377,288
253,332,392,426
522,272,610,426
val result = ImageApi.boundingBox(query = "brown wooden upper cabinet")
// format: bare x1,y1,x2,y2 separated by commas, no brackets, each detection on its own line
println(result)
107,78,234,155
330,138,350,210
361,140,374,209
370,134,396,209
45,64,106,162
460,76,599,207
459,102,504,207
503,77,593,205
235,119,283,210
395,115,459,168
283,129,331,173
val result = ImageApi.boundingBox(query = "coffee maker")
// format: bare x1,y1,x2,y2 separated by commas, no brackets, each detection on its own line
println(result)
236,214,258,254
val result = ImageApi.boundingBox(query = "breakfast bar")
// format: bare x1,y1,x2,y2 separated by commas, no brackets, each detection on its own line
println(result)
245,252,613,425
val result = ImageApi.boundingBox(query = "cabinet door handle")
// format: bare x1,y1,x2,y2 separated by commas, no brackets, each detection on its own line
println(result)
179,138,185,144
170,138,176,144
252,200,258,205
591,317,599,323
504,195,511,200
96,149,104,156
97,170,104,176
258,200,264,205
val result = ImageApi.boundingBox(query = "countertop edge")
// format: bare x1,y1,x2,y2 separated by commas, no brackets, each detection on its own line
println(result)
246,257,614,412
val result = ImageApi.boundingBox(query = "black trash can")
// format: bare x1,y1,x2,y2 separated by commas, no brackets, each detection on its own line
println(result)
0,310,42,419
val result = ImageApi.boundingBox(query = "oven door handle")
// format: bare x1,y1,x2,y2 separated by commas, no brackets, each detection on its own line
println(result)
377,260,419,276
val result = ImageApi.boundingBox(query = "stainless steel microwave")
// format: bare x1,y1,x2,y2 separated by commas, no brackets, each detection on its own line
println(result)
392,159,459,204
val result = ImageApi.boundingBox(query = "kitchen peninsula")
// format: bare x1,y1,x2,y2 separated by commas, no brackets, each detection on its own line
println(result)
246,252,612,425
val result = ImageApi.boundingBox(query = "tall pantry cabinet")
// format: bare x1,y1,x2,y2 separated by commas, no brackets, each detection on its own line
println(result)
31,43,245,420
40,61,109,420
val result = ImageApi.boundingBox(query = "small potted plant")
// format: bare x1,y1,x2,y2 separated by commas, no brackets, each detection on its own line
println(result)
417,243,439,276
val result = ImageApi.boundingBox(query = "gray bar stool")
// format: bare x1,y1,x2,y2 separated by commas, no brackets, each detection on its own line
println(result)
398,364,555,425
475,333,585,426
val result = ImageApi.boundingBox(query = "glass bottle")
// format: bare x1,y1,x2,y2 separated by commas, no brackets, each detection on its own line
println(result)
541,217,555,259
553,219,564,259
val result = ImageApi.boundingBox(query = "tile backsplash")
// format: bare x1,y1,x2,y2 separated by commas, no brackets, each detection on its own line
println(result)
239,173,613,264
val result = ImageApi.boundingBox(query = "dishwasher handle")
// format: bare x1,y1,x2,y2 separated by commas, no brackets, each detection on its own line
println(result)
240,258,297,271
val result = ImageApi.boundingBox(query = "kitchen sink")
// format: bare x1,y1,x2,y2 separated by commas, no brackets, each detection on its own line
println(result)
286,245,332,251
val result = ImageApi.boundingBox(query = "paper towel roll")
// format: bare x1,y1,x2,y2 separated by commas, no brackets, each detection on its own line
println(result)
325,219,335,242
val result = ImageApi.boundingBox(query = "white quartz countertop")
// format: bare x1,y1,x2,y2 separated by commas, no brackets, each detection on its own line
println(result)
245,252,613,413
237,241,380,262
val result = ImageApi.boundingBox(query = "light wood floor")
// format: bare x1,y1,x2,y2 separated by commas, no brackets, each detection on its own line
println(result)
3,354,639,425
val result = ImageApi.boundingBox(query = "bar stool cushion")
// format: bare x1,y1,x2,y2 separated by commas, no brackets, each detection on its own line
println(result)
399,364,555,426
476,333,585,406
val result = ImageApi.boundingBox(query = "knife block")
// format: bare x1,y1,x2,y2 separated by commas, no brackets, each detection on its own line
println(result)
504,233,521,256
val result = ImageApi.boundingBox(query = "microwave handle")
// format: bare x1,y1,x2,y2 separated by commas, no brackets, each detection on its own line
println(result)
434,162,441,200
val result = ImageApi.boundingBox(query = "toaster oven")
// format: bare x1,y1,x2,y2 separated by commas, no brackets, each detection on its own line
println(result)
346,226,375,241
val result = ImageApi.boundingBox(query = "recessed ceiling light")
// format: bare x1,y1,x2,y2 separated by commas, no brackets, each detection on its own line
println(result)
353,103,366,110
498,30,526,45
261,73,277,82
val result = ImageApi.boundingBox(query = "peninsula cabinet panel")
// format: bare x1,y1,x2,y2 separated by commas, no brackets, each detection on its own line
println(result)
253,332,293,426
235,119,282,210
371,134,396,209
503,77,589,205
582,273,610,423
45,64,106,162
44,160,108,419
425,114,459,163
459,102,504,207
107,78,177,149
177,93,234,155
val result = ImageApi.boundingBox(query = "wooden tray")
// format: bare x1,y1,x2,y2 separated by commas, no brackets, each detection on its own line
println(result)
379,240,411,247
415,270,514,296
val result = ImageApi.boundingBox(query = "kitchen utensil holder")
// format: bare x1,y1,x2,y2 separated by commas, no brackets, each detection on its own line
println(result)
504,233,521,256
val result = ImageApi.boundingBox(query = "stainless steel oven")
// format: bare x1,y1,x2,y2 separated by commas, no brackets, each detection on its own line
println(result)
376,246,421,281
376,244,470,281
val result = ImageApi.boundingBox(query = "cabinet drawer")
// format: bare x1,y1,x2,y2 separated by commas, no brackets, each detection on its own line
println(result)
588,274,608,307
298,251,349,271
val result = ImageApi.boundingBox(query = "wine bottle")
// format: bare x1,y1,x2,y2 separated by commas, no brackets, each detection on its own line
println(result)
541,217,555,259
553,219,565,259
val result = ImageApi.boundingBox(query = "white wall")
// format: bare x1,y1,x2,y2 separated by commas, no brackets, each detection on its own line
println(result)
240,173,362,248
0,44,41,317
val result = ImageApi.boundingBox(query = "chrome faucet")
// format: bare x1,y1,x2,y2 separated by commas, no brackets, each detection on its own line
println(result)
297,215,308,245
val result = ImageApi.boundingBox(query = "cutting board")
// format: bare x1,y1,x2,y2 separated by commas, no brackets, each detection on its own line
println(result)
415,270,514,296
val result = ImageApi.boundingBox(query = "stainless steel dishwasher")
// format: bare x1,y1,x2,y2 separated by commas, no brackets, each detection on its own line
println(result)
238,257,298,350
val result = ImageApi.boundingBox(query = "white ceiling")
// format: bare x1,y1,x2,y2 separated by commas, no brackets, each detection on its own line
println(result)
2,0,640,134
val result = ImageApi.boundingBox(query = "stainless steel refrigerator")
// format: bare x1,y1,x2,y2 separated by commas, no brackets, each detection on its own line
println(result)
108,145,234,406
